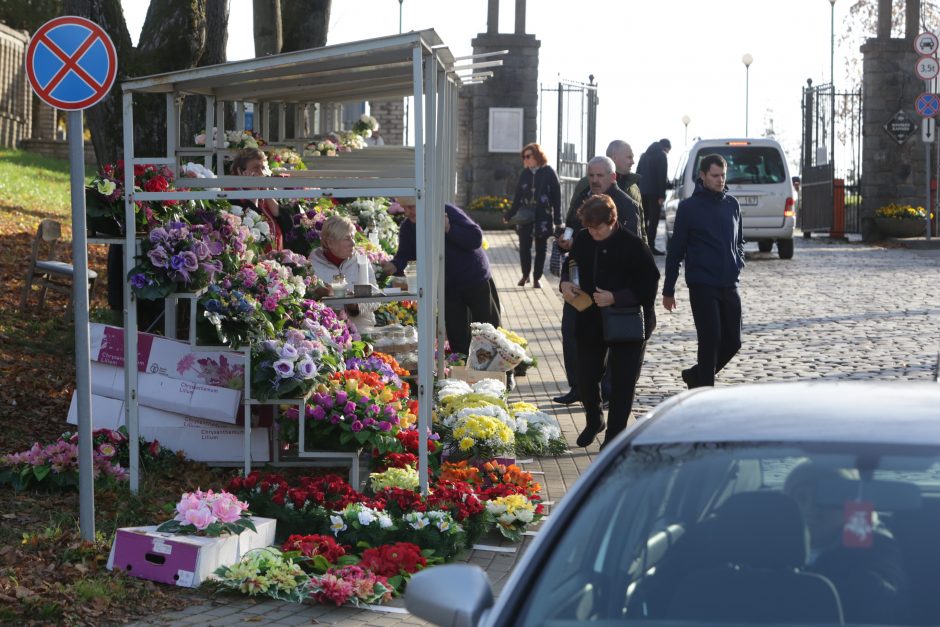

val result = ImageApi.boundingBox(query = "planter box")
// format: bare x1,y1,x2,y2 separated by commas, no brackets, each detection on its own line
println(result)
875,217,927,238
466,210,513,230
107,517,276,587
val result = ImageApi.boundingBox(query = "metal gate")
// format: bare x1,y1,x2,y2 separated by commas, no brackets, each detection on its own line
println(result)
800,80,863,234
539,76,598,208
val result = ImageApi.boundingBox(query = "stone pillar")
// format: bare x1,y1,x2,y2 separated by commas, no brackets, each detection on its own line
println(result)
515,0,526,34
487,0,498,34
860,37,925,240
877,0,891,39
906,0,920,40
455,25,540,207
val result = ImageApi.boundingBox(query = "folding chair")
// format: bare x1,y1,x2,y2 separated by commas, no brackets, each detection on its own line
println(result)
20,219,97,316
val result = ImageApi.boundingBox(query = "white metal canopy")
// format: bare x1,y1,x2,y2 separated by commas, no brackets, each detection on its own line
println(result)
119,29,466,493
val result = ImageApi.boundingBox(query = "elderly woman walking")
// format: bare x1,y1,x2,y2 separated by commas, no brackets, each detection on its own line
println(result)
504,142,561,288
559,194,660,449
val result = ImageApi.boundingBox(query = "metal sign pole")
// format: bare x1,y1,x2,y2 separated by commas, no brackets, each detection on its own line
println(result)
929,79,934,242
69,110,95,541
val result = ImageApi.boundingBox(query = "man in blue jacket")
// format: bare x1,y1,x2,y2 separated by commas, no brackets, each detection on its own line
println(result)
662,154,745,388
383,198,500,355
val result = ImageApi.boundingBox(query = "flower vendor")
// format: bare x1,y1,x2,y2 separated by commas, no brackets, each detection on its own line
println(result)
230,148,293,251
309,215,381,331
381,197,501,354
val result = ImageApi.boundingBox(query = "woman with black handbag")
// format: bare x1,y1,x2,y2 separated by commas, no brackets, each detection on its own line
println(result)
504,143,561,288
559,194,660,449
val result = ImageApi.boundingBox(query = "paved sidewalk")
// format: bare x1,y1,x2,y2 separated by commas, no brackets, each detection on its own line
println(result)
128,229,940,626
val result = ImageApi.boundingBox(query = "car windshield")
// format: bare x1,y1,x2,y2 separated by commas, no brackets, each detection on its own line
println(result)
695,146,786,185
512,442,940,626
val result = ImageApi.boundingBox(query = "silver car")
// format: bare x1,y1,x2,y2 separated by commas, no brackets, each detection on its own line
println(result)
407,381,940,626
665,138,796,259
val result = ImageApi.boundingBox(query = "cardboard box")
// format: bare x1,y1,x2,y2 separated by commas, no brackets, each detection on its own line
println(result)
107,517,276,587
447,365,503,385
90,323,245,390
67,393,271,463
89,362,242,424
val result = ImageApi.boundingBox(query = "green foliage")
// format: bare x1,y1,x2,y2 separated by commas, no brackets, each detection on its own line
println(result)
0,0,63,32
0,149,79,218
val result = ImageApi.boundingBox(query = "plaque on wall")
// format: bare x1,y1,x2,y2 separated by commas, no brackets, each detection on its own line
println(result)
488,108,524,153
883,109,918,145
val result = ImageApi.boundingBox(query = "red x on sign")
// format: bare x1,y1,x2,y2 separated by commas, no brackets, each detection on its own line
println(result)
26,16,117,111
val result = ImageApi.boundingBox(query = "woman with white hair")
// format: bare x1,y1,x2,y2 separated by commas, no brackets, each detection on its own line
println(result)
309,215,379,331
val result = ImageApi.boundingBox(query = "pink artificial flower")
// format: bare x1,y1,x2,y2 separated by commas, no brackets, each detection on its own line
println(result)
97,443,116,458
211,494,246,523
263,296,278,312
183,505,215,530
175,492,205,521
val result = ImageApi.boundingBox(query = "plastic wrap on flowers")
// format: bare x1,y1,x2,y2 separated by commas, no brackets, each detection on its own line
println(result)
293,300,355,350
467,323,527,371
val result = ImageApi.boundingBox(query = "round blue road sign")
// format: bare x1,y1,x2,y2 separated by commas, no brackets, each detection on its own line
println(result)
915,92,940,118
25,16,117,111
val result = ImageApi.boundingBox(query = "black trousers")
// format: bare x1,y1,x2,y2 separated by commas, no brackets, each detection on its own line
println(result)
576,336,646,441
562,303,611,398
687,284,742,386
516,223,548,280
642,194,661,249
445,278,501,355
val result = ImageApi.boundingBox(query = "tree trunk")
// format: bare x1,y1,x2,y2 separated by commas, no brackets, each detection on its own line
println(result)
282,0,331,50
253,0,282,56
63,0,133,169
180,0,231,146
280,0,331,137
63,0,208,167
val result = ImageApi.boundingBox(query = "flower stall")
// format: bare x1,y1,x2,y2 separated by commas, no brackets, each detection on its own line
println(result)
112,30,462,492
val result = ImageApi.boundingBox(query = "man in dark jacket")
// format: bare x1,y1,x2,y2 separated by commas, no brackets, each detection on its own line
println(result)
383,199,500,355
663,154,745,388
636,138,671,254
606,140,647,245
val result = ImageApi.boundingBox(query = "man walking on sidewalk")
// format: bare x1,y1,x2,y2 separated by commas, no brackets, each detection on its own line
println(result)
636,138,671,254
662,154,745,388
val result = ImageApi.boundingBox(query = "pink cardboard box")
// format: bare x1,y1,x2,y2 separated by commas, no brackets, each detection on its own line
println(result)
107,517,276,587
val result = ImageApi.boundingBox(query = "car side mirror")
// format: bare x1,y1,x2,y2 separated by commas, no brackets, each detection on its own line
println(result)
406,564,494,626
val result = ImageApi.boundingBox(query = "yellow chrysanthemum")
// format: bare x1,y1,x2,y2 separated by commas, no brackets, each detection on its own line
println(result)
459,437,475,451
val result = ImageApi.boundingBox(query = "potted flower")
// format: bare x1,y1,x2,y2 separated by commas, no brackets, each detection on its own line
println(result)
467,195,513,230
156,489,257,536
213,547,309,602
874,203,932,238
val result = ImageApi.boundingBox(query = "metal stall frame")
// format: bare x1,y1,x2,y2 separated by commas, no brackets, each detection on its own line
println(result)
119,31,464,493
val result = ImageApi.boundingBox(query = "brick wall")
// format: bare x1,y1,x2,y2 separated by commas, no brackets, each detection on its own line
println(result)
370,99,404,146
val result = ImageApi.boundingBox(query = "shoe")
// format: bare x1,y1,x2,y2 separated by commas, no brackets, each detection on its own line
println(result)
652,248,666,256
681,367,697,389
533,279,542,288
552,389,579,405
576,421,606,448
517,276,529,286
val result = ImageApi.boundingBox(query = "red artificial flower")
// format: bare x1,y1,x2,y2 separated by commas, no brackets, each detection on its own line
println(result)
282,534,347,563
360,542,426,578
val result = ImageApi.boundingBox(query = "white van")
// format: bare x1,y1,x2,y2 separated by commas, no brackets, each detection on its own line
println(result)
664,138,796,259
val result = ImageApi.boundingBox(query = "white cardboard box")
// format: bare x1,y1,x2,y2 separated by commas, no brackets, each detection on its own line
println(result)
89,362,242,424
107,517,276,587
68,392,270,463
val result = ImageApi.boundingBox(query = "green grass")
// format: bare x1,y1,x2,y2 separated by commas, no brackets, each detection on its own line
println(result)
0,149,89,218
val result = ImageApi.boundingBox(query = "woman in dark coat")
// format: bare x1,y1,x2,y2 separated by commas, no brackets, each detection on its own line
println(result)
504,142,561,288
559,194,660,448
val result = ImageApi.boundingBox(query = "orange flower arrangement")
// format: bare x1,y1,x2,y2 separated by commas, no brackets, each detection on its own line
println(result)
371,351,411,377
437,460,482,486
482,462,542,500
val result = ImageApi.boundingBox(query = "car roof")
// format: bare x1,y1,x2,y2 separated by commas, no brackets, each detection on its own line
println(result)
632,381,940,446
691,137,784,147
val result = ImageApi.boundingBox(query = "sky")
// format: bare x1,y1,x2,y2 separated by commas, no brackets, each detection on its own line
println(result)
121,0,862,174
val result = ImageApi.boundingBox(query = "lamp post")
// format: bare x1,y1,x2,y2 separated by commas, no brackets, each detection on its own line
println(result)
828,0,836,172
742,53,753,136
682,115,691,145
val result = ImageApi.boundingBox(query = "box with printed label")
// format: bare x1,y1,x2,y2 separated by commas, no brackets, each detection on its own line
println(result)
67,393,271,463
90,357,242,424
107,517,276,587
90,323,245,390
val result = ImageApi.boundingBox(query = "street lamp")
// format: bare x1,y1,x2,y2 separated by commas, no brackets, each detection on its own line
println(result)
828,0,836,172
681,115,691,145
742,53,753,136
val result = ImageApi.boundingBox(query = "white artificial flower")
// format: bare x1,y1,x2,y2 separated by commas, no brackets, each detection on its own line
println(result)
378,515,393,529
358,509,376,525
329,515,347,535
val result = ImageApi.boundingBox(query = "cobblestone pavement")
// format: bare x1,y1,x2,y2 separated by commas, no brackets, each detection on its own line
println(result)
127,230,940,626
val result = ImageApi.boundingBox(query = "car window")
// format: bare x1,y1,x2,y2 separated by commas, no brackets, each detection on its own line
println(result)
511,442,940,626
694,146,787,185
